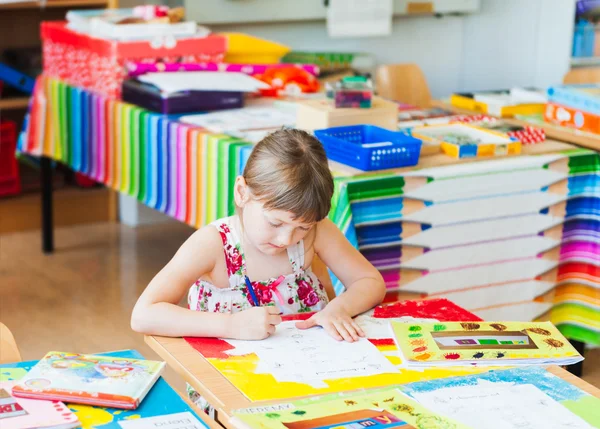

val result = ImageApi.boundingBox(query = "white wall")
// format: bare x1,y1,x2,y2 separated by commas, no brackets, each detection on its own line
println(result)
458,0,575,92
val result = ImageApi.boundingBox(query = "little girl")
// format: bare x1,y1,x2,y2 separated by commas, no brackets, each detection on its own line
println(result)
131,128,385,343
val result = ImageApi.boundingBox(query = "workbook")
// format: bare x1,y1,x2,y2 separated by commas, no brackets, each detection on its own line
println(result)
0,381,80,429
231,386,468,429
391,321,584,367
12,352,165,410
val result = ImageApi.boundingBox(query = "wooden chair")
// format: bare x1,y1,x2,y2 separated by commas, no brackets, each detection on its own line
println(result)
563,67,600,84
0,323,21,363
375,63,432,107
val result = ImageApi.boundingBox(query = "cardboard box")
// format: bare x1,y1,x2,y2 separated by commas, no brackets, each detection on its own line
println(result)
296,96,397,131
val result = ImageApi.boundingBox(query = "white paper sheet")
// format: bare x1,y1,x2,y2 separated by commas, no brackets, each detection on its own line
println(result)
225,321,398,385
354,315,438,339
138,72,270,94
118,412,205,429
180,107,296,133
411,383,593,429
400,214,563,249
327,0,393,38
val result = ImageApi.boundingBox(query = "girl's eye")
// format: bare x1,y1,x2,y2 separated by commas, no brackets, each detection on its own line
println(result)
299,226,310,232
269,222,282,228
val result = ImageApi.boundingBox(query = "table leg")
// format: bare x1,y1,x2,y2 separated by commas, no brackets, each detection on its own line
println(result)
41,157,54,254
567,340,585,377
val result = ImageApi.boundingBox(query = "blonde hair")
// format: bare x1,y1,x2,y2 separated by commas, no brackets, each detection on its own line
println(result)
242,129,334,223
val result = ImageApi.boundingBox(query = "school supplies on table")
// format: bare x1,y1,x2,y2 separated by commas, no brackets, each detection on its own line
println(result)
296,97,397,131
547,84,600,115
1,350,206,429
126,62,320,77
12,352,165,409
401,366,600,429
121,78,245,114
254,66,320,97
180,106,297,135
326,76,373,108
314,125,422,171
281,51,375,75
411,123,521,158
136,72,270,95
223,33,290,64
451,88,547,117
231,386,468,429
0,382,80,429
545,102,600,134
391,321,584,367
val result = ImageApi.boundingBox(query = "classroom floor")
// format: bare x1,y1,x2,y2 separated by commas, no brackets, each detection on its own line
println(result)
1,221,599,392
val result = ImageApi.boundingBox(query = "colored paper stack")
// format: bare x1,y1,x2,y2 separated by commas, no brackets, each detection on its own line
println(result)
329,149,599,344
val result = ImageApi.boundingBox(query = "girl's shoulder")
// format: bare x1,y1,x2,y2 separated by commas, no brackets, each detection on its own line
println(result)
186,221,228,254
312,218,338,249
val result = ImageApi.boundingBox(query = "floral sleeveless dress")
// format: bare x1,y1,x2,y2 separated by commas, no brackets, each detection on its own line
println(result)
186,216,329,413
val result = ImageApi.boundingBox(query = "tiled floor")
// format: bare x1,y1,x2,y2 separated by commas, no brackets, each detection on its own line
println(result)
1,221,598,393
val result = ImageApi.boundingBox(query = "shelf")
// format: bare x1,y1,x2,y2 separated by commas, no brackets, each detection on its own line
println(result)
0,97,30,110
0,0,108,10
570,56,600,67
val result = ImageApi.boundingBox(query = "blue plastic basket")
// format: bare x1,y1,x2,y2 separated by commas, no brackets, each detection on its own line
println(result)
314,125,422,171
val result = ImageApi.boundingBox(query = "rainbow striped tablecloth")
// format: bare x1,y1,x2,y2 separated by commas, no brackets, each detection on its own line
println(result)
20,76,600,345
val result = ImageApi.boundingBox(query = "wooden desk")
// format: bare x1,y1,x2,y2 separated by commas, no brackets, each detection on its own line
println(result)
431,100,600,153
146,335,600,429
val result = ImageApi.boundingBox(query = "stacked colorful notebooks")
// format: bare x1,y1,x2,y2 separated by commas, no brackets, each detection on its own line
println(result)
20,76,600,347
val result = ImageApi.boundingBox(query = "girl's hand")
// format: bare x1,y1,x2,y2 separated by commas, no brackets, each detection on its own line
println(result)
227,306,282,340
295,305,365,342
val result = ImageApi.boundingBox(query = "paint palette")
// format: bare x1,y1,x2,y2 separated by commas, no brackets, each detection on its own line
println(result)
391,321,584,367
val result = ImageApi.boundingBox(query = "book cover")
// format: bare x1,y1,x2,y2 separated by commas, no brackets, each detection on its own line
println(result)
0,381,80,429
391,321,584,367
12,352,165,410
231,386,468,429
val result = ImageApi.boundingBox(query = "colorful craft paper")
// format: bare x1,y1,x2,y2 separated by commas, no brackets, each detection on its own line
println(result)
232,386,468,429
391,321,583,367
401,367,600,428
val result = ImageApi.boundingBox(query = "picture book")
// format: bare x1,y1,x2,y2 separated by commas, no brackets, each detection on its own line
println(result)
391,321,584,367
1,350,206,429
231,386,469,429
0,381,80,429
12,352,165,410
401,367,600,429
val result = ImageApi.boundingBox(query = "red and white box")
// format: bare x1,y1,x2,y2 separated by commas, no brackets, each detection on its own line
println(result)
41,21,227,98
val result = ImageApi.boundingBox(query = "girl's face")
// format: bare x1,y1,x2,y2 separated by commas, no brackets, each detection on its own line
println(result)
241,200,315,255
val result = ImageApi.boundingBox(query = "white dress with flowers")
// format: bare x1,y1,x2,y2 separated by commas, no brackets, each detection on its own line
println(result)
186,216,329,412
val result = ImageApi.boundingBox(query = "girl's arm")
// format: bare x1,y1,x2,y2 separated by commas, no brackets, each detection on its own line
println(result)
297,219,385,341
131,226,281,339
